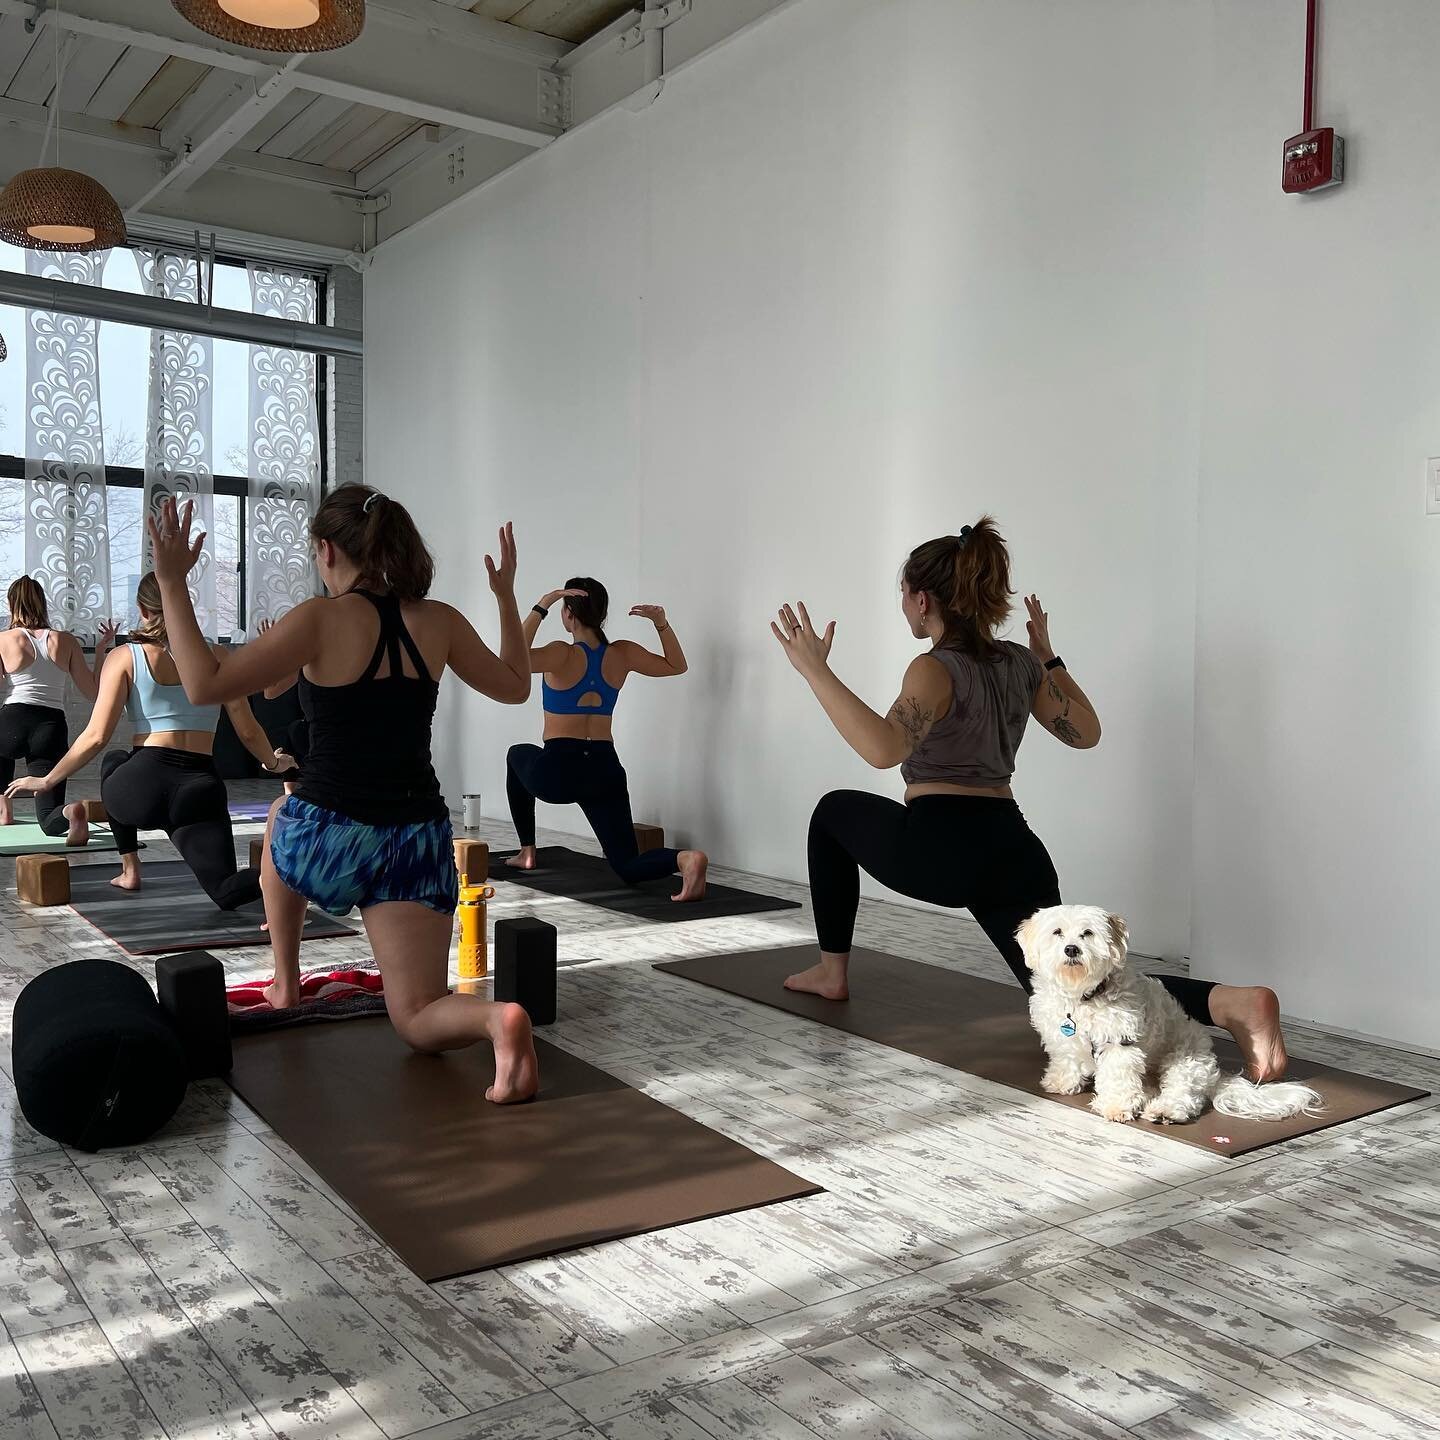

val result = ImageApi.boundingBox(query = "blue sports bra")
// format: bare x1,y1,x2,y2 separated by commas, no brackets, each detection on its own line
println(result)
542,641,621,716
125,643,221,736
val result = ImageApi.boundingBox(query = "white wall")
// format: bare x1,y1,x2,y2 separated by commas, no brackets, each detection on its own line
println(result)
1193,1,1440,1047
366,0,1211,958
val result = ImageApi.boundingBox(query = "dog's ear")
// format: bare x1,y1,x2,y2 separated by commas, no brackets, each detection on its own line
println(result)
1106,913,1129,956
1015,911,1043,968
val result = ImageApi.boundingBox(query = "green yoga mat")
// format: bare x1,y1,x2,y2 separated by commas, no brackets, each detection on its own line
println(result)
0,822,125,856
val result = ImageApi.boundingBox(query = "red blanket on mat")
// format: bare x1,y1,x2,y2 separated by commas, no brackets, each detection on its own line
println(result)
227,967,387,1031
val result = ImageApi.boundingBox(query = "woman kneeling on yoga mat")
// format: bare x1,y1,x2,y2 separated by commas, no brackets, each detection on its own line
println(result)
506,578,708,901
147,487,539,1104
4,573,287,904
0,576,116,843
772,516,1290,1083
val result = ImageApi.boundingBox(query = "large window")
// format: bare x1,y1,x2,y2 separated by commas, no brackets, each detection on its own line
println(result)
0,240,326,639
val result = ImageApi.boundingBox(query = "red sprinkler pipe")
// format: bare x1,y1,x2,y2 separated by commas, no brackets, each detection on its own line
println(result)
1303,0,1316,132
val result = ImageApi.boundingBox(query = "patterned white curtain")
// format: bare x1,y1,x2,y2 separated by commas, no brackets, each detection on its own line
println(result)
139,248,216,634
245,263,321,632
23,250,112,637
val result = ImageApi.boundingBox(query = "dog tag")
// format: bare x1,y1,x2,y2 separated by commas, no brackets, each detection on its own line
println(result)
1059,1020,1076,1037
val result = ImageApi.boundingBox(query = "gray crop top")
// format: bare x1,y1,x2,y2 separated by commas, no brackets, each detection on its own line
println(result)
900,641,1045,788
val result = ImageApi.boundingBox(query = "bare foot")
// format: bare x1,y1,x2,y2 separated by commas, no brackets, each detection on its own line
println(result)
1211,984,1288,1082
63,802,89,847
673,849,708,902
109,859,142,892
263,980,299,1010
784,956,849,1000
0,794,11,826
506,847,538,871
486,1002,539,1103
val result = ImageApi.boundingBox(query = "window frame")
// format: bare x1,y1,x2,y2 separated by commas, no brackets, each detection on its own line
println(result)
0,253,330,640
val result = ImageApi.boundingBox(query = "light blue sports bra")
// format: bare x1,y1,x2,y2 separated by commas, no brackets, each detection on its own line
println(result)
125,643,221,735
542,641,621,716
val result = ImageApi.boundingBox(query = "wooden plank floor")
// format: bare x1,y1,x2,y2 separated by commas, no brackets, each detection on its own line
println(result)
2,783,1438,1439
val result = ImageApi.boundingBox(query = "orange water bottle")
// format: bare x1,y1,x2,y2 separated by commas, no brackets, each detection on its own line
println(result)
457,876,497,979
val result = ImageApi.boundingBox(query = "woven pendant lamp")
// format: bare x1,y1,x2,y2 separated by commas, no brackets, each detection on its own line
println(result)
0,332,7,363
172,0,364,52
1,3,127,252
0,167,126,252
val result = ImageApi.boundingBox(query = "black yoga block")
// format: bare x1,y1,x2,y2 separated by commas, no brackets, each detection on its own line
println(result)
156,951,232,1079
12,959,187,1152
493,917,557,1026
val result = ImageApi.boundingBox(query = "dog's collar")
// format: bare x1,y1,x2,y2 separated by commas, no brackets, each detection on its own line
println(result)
1058,976,1112,1039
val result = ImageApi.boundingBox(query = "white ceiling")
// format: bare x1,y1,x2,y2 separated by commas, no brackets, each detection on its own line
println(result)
0,0,786,264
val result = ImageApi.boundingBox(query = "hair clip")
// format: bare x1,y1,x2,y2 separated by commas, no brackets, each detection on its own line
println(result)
362,492,384,514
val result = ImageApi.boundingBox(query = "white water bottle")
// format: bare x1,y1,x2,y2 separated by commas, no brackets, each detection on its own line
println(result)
462,793,483,829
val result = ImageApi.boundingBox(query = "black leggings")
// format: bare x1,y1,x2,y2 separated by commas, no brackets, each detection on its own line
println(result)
0,703,71,836
808,790,1217,1026
101,748,260,911
506,739,680,885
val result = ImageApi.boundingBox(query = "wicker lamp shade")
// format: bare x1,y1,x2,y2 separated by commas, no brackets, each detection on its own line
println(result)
0,333,7,363
171,0,364,51
0,167,127,252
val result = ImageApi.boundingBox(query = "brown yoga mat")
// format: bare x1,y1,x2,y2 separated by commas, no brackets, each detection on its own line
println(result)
228,1017,821,1280
654,947,1429,1158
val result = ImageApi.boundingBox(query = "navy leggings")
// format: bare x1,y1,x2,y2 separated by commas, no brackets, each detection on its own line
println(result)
0,704,70,835
102,748,260,911
808,790,1217,1025
506,739,680,885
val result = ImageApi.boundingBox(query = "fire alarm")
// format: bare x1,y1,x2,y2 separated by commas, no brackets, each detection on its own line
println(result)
1283,0,1344,195
1282,127,1344,193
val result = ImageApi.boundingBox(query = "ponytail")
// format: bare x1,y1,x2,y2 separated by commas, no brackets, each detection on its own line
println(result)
310,485,435,600
901,514,1012,656
562,576,609,644
6,575,49,630
133,572,167,646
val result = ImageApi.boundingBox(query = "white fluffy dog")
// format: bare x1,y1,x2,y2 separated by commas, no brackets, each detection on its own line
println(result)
1018,904,1323,1124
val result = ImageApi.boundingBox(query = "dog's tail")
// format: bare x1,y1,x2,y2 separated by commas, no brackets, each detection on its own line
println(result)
1213,1074,1324,1122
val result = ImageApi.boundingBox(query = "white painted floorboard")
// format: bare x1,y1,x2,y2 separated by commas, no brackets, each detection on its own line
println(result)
1,790,1438,1438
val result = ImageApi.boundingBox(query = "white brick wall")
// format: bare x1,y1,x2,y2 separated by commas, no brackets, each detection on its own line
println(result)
327,265,364,488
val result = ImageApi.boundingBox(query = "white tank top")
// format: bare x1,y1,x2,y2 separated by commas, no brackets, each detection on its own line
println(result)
4,629,69,710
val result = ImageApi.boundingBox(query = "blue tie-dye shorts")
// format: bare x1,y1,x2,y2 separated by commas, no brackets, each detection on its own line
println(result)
269,795,459,916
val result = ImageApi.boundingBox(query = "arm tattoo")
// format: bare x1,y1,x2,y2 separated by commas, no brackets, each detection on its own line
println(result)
1051,713,1084,745
888,698,934,750
1046,676,1065,703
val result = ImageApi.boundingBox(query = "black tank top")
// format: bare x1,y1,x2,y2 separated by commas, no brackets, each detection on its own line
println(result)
294,591,447,826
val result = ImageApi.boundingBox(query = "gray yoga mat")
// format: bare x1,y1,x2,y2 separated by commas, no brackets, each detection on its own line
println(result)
68,859,357,956
492,846,800,922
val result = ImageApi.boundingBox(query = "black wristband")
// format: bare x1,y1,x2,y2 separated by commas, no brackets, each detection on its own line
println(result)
531,604,549,618
1044,654,1066,672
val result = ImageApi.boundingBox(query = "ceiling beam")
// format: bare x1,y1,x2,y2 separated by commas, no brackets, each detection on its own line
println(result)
132,57,306,210
366,0,572,62
0,0,562,147
354,122,447,192
0,94,358,196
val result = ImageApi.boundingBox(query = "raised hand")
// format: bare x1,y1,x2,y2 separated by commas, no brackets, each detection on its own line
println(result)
770,602,835,678
1025,594,1055,663
630,604,667,628
540,587,587,610
146,497,206,584
96,618,118,651
484,522,517,597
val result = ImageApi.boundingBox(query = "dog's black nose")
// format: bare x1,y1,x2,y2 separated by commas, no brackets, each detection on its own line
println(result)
1063,944,1082,959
